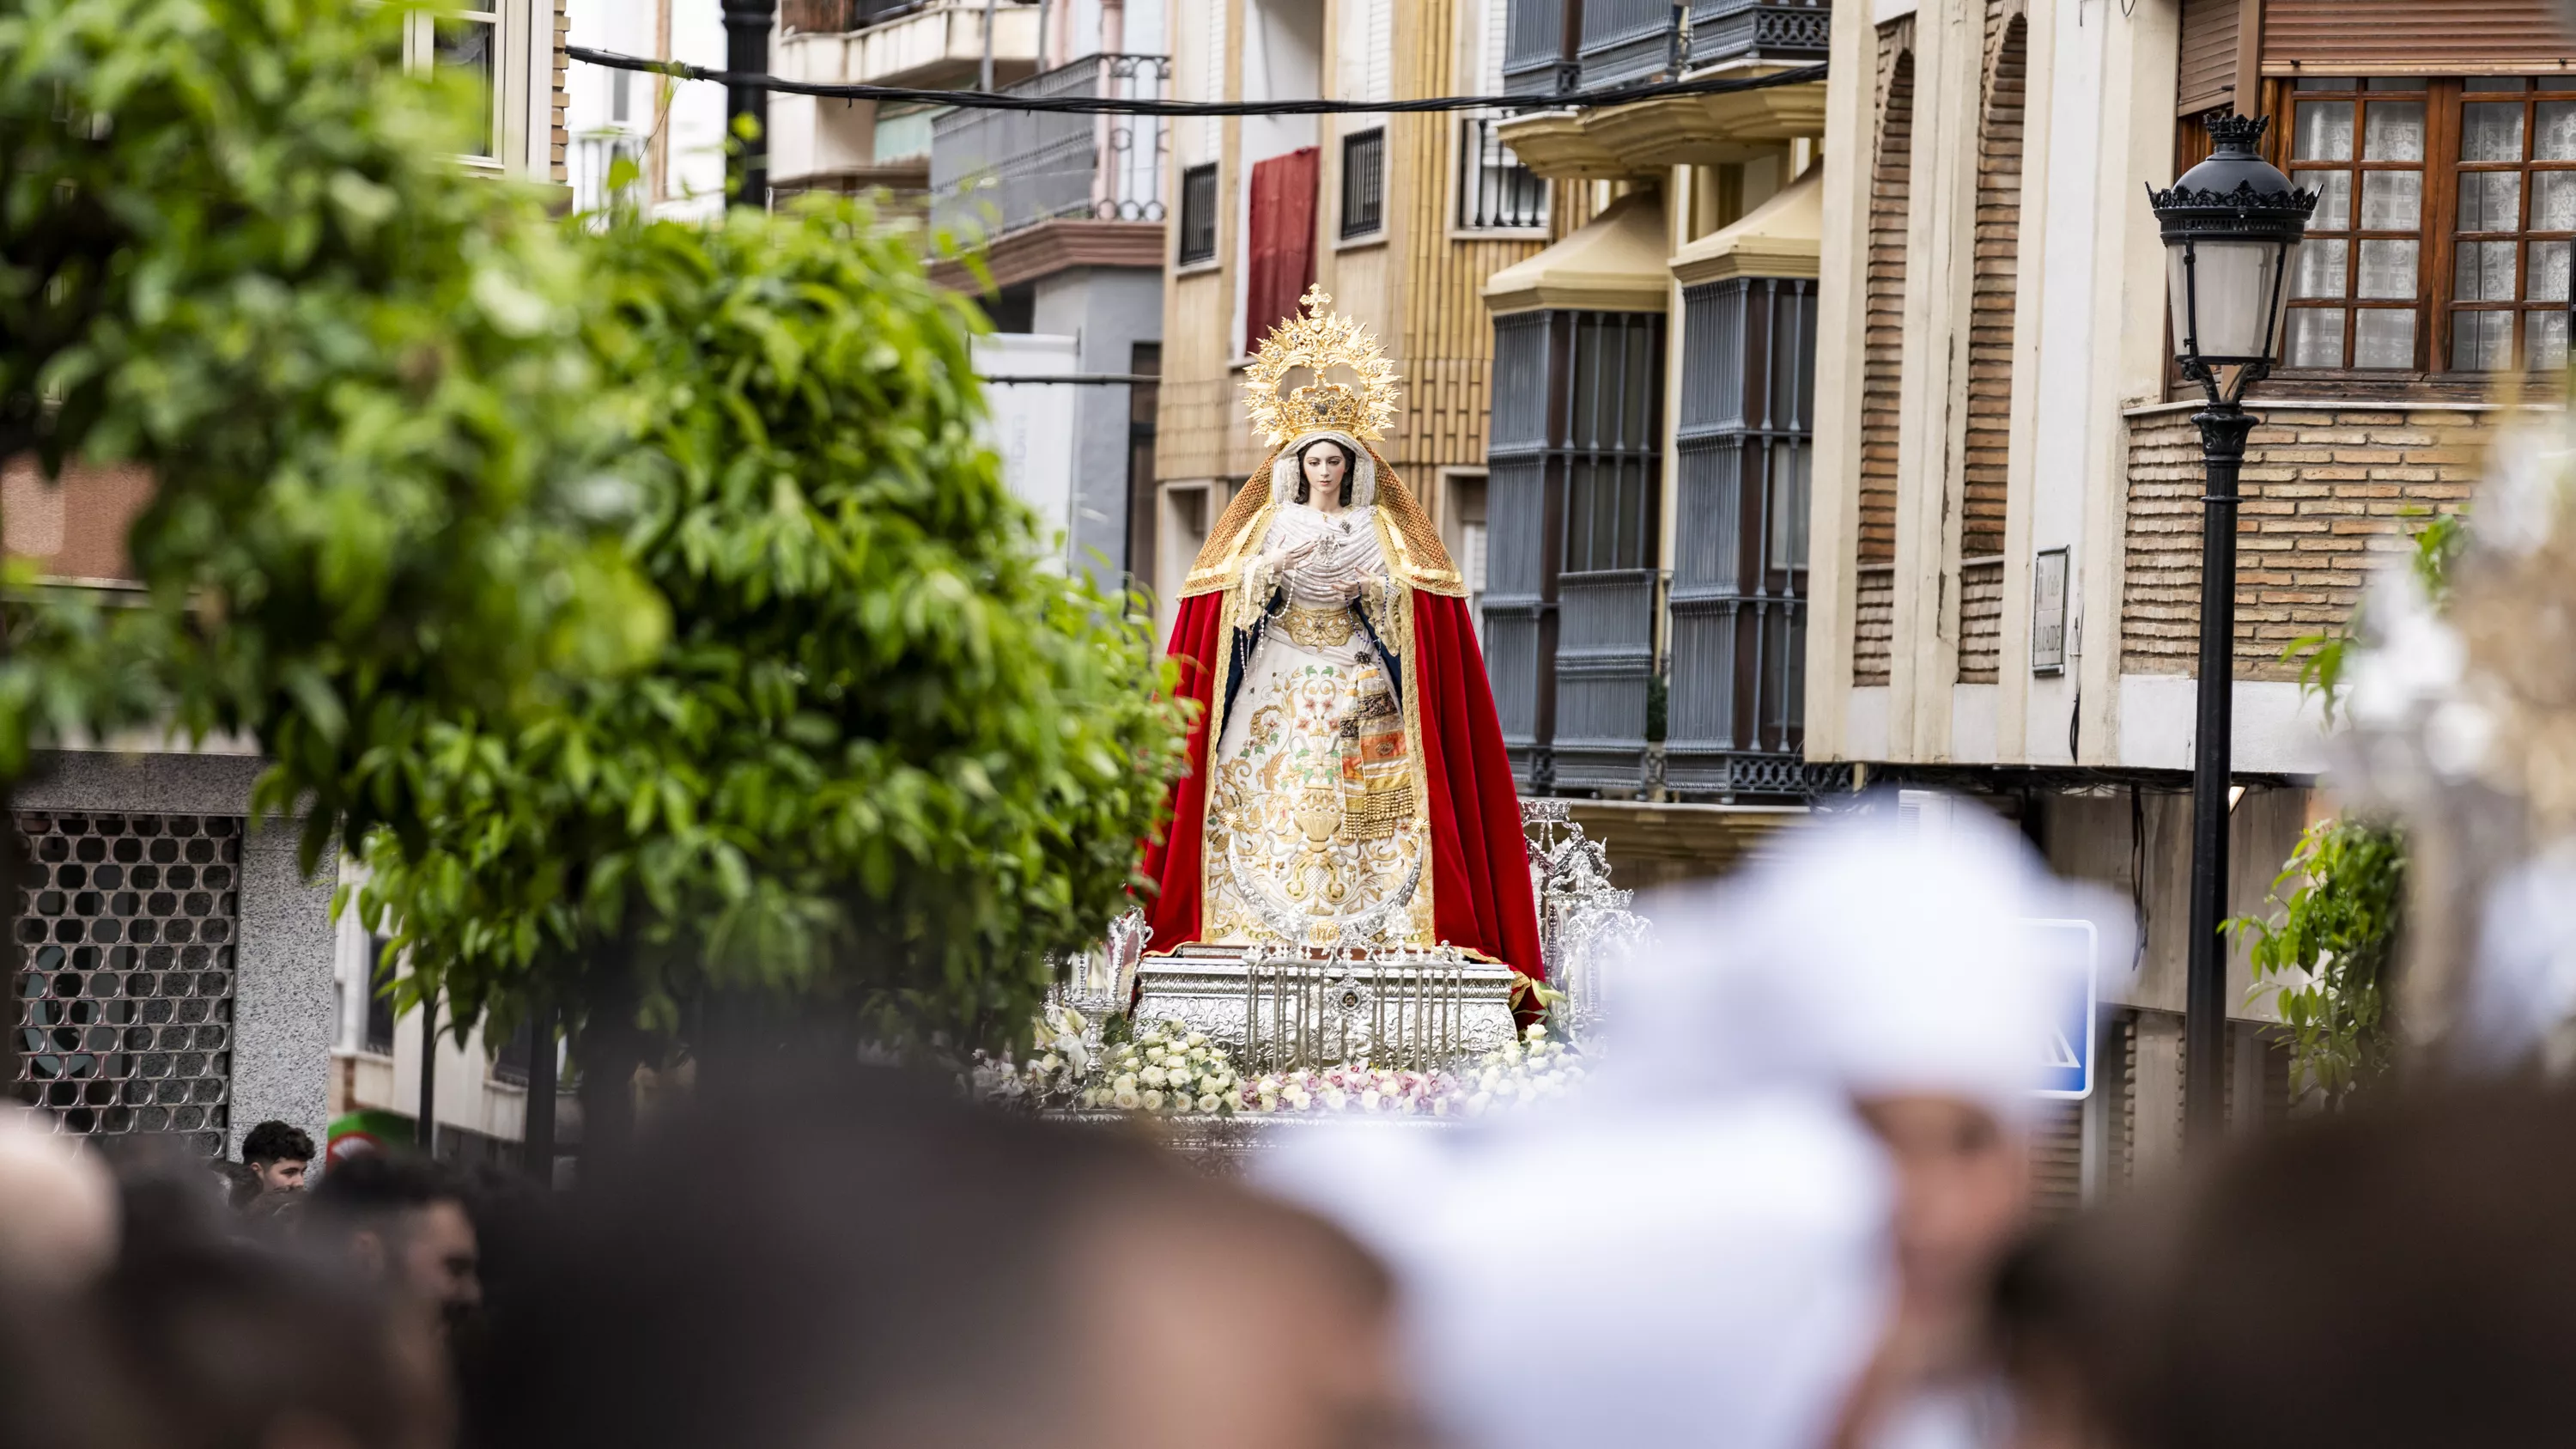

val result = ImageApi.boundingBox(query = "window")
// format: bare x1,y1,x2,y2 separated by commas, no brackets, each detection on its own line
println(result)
1178,162,1220,264
1340,127,1387,238
363,935,398,1056
1458,117,1549,229
1561,314,1662,576
2282,76,2576,372
401,8,502,162
2449,78,2576,370
492,1019,533,1086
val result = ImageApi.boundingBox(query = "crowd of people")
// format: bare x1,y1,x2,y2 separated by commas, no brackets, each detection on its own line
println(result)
0,807,2561,1449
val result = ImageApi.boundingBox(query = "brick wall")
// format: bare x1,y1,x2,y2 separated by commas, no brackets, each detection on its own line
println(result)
551,2,570,184
1855,565,1895,685
2121,404,2488,679
1959,557,2003,681
1961,3,2024,569
1858,21,1914,576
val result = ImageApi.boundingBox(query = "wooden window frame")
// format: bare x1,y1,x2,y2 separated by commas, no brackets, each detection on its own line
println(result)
2255,73,2576,381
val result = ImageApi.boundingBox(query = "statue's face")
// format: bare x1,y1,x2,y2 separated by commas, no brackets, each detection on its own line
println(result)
1301,444,1347,509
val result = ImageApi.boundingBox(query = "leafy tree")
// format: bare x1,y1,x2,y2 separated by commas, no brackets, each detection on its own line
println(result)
0,0,659,861
354,199,1188,1114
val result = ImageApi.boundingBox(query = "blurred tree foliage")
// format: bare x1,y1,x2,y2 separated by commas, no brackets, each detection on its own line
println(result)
2229,818,2403,1105
354,200,1189,1063
0,0,661,863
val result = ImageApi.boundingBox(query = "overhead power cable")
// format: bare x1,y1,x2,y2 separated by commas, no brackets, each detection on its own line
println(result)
568,46,1826,117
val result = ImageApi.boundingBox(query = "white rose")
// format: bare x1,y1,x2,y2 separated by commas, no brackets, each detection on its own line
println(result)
1323,1087,1349,1111
1185,1032,1208,1049
1196,1093,1221,1113
1142,1065,1169,1088
1525,1023,1547,1042
1143,1044,1166,1062
1141,1088,1165,1111
1431,1097,1450,1117
1285,1087,1311,1110
1112,1087,1142,1111
1360,1089,1382,1112
1037,1053,1061,1075
1479,1067,1502,1092
1114,1073,1139,1094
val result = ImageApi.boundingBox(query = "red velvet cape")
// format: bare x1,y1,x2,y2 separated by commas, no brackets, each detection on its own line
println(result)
1139,587,1546,983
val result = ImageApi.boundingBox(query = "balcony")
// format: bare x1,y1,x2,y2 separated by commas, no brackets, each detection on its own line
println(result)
1496,0,1828,179
926,54,1169,289
776,0,1038,92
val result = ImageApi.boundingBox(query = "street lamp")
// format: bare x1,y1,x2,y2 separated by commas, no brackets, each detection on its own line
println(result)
2147,113,2316,1149
721,0,777,208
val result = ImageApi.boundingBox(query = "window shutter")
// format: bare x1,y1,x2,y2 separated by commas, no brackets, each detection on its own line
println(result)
2260,0,2573,76
2177,0,2244,117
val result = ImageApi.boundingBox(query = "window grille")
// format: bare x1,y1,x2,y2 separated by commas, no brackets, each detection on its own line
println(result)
1178,162,1220,264
13,813,243,1157
1341,128,1387,238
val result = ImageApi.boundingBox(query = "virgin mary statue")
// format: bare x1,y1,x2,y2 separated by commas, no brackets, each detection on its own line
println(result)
1140,288,1543,981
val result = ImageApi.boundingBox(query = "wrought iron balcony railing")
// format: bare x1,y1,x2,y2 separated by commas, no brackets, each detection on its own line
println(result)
930,53,1170,240
780,0,930,35
1501,0,1831,97
1687,0,1829,67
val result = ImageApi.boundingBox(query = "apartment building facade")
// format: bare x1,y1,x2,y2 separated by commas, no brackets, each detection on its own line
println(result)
1801,0,2573,1177
1148,0,1556,639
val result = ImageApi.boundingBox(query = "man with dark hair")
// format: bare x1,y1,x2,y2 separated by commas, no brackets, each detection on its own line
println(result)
239,1121,314,1198
307,1153,481,1342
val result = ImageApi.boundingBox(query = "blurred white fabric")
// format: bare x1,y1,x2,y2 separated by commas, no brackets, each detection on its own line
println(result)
1259,796,2127,1449
1262,1093,1889,1449
1607,802,2108,1123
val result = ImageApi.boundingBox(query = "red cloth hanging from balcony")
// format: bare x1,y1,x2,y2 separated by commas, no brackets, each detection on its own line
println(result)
1245,147,1320,345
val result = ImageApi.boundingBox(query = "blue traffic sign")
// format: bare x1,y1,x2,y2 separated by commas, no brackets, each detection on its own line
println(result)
2025,918,2099,1099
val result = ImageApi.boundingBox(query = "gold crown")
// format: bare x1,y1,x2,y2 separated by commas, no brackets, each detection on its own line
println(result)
1242,285,1400,446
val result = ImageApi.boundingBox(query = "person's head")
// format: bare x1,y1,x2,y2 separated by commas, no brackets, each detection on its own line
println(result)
467,1063,1416,1449
102,1231,450,1449
307,1153,479,1332
2017,1084,2576,1449
1294,437,1358,511
240,1122,315,1195
1852,1091,2030,1350
0,1109,118,1292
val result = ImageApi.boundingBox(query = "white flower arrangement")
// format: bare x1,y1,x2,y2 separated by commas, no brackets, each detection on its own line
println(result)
1077,1019,1243,1116
977,1013,1589,1120
1247,1023,1586,1118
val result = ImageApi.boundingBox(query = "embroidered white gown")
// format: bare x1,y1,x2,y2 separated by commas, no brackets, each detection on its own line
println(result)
1200,499,1434,950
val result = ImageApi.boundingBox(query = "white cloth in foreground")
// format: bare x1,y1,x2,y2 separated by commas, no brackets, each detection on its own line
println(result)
1261,1092,1890,1449
1259,799,2124,1449
1605,802,2112,1121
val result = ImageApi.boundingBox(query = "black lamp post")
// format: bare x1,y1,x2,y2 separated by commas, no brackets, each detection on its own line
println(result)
2146,113,2317,1149
721,0,777,208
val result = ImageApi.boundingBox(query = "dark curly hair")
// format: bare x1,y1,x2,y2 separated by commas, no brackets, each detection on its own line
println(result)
1291,438,1358,508
242,1120,314,1166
